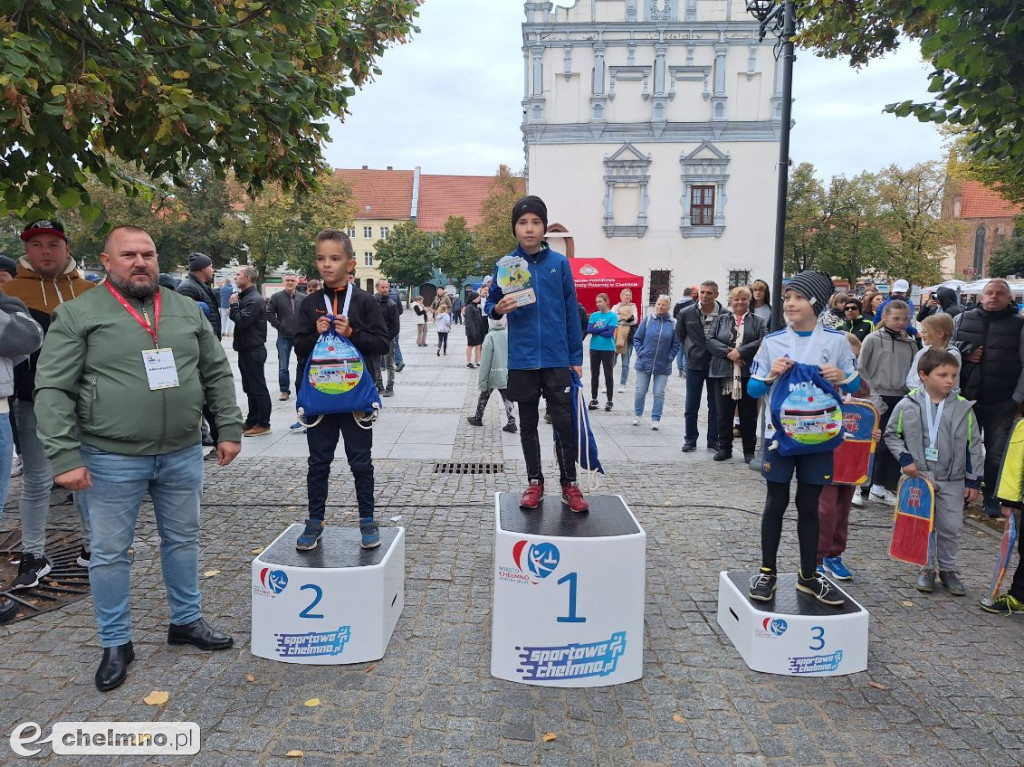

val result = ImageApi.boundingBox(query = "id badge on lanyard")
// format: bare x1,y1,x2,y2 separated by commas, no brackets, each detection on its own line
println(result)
105,283,180,390
924,396,944,462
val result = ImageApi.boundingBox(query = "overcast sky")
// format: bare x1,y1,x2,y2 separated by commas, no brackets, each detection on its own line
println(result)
323,1,944,183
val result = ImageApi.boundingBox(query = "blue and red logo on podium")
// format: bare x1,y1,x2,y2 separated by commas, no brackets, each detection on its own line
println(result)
498,541,561,585
253,568,289,598
754,616,788,638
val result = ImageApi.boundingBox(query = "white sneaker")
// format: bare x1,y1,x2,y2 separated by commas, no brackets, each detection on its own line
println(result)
632,418,640,426
10,456,22,477
869,487,896,504
651,422,660,430
618,386,625,393
851,492,864,507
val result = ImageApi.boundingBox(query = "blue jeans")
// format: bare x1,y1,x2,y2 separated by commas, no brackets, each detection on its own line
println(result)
276,336,295,394
618,345,633,385
0,414,12,522
393,336,404,367
676,346,687,376
82,442,205,647
633,369,669,422
683,367,719,446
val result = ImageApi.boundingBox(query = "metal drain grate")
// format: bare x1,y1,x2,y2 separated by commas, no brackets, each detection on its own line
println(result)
433,461,505,475
1,527,91,624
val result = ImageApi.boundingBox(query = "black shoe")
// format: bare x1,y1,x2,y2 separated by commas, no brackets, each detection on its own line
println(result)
0,596,17,624
796,572,845,607
744,452,755,463
9,553,51,590
604,401,612,411
95,642,135,692
76,546,91,568
588,399,598,410
167,618,234,651
466,362,475,369
713,448,732,461
396,363,405,372
204,449,219,462
503,421,518,433
383,386,394,397
681,442,697,453
466,415,483,427
748,568,777,602
437,349,440,356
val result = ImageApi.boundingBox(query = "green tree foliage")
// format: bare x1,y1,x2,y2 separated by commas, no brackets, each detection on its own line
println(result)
435,216,480,285
0,0,420,219
374,220,435,288
473,165,525,265
241,172,353,282
797,3,1024,203
786,161,959,286
988,215,1024,278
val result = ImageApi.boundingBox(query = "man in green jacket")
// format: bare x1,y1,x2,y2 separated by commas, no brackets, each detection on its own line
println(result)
34,225,244,692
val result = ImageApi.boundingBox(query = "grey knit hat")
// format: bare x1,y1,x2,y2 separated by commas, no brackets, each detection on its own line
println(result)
785,270,834,316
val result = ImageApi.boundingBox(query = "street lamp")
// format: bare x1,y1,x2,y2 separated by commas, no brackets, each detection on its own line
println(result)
747,0,795,331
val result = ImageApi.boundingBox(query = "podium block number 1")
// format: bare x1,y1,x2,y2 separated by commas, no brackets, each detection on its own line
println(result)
556,572,587,624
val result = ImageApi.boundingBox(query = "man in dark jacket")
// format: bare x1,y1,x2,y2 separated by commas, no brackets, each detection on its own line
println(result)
388,286,405,371
373,278,400,397
673,287,696,376
953,278,1024,517
677,280,727,452
229,266,271,435
266,273,304,402
177,252,222,453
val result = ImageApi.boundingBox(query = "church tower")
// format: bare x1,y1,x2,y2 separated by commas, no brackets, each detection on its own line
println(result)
523,0,783,302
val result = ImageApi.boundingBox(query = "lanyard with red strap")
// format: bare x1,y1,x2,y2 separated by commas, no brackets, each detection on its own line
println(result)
105,282,160,346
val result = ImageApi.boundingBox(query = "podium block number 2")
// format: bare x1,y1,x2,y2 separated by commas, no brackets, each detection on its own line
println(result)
556,572,587,624
300,584,325,619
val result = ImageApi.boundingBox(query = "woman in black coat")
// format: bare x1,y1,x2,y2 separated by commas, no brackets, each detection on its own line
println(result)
464,290,486,368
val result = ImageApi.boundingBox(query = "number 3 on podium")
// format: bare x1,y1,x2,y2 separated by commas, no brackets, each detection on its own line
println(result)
557,572,587,624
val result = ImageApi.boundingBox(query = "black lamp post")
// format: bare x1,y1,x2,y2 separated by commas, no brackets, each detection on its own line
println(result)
747,0,795,331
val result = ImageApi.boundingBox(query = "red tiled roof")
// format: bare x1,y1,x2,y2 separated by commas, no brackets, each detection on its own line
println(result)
959,180,1023,219
333,168,415,220
416,174,523,232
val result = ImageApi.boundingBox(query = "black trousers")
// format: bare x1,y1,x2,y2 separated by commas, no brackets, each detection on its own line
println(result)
872,394,904,490
589,349,615,402
306,412,374,521
237,346,271,428
508,368,576,486
713,380,757,455
762,480,822,578
476,388,515,422
976,399,1017,498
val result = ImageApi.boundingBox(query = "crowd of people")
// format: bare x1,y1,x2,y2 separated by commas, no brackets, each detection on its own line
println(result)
3,205,1024,694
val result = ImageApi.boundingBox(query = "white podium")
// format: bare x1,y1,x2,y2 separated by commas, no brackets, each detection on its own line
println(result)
717,571,868,676
251,524,404,664
490,493,645,687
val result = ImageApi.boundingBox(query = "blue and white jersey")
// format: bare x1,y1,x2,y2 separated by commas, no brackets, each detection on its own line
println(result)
751,326,857,381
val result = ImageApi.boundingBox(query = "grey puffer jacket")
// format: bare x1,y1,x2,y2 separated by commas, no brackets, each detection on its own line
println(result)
0,293,43,399
859,327,917,397
883,388,983,486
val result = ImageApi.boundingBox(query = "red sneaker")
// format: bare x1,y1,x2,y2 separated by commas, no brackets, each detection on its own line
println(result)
561,483,590,513
520,480,544,510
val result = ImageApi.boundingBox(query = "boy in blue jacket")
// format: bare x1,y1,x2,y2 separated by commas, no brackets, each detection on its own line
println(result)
485,196,589,513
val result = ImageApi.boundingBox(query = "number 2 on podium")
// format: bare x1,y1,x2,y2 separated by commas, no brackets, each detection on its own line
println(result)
556,571,587,623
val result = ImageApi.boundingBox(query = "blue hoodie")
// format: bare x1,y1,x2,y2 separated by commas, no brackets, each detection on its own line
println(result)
484,244,583,370
633,312,681,376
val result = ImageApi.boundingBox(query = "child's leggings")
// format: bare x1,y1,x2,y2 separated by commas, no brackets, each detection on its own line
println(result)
762,480,823,578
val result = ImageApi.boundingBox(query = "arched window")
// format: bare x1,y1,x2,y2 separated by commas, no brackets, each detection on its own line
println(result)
974,226,987,275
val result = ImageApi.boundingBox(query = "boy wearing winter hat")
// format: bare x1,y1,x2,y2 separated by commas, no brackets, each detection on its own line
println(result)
746,271,862,606
484,195,588,513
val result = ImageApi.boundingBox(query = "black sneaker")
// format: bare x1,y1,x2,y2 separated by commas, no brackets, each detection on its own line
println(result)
796,572,845,607
395,363,405,372
9,553,52,590
604,401,612,411
0,596,17,624
681,442,697,453
588,400,599,410
76,546,91,568
748,568,777,601
503,421,518,433
466,415,483,427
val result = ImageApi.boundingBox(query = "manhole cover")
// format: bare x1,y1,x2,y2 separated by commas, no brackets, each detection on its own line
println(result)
432,461,505,475
1,527,90,624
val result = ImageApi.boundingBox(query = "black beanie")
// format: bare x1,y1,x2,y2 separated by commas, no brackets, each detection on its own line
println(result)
0,255,17,278
188,252,213,271
786,270,834,316
511,195,548,234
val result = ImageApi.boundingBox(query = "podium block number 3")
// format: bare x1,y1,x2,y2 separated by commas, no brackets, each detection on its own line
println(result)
556,572,587,624
810,625,825,651
300,584,325,619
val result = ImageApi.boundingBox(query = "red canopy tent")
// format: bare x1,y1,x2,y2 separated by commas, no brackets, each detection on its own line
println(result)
568,258,645,317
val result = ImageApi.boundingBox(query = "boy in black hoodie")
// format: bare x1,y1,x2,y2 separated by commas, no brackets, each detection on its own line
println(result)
293,230,391,550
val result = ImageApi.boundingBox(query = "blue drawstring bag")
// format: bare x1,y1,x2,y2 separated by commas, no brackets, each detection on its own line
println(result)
552,370,604,483
768,362,844,456
296,288,382,426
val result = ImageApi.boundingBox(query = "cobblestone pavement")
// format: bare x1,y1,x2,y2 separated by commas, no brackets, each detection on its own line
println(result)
1,322,1022,766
